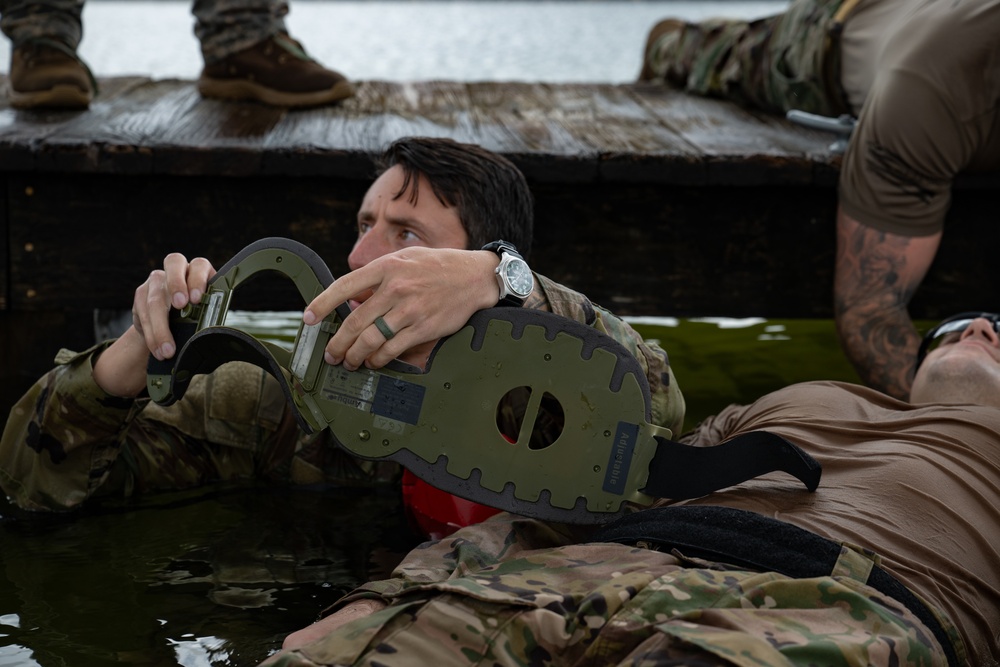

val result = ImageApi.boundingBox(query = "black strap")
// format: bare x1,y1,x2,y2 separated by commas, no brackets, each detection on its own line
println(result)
593,506,961,667
147,326,313,429
642,431,822,499
146,319,198,388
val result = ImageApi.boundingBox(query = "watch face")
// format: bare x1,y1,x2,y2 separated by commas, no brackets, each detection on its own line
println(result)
504,258,534,297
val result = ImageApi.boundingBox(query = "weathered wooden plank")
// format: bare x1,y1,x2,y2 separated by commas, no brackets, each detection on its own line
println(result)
535,84,683,152
465,81,602,182
1,76,996,191
348,81,460,149
28,77,165,174
259,80,481,176
0,76,152,172
142,82,286,176
533,84,705,184
635,85,838,185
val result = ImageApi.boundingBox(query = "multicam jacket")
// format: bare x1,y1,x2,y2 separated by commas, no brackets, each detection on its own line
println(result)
262,513,957,667
0,274,685,512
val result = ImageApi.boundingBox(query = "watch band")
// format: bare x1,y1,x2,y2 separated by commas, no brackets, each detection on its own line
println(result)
482,240,533,307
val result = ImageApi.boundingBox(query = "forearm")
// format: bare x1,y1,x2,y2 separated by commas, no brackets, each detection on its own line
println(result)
834,299,921,400
92,325,152,398
833,207,940,400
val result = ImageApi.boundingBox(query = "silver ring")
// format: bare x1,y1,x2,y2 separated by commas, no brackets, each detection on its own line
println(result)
374,315,396,341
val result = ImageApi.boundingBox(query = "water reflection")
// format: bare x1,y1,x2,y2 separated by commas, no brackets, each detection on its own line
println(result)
0,486,419,667
170,635,230,667
0,643,40,667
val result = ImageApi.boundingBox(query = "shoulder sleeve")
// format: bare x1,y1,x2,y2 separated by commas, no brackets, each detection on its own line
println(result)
535,274,686,436
0,343,298,510
0,342,142,510
839,70,970,236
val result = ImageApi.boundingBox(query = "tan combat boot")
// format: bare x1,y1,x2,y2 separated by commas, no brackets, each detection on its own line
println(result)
8,38,95,109
198,33,355,108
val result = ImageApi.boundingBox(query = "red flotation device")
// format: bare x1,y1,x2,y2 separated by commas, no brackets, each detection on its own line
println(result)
401,469,501,539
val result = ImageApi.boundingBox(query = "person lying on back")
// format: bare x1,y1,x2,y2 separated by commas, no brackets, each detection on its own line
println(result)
271,309,999,666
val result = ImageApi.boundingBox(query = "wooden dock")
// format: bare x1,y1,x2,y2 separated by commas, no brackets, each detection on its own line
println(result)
1,75,997,405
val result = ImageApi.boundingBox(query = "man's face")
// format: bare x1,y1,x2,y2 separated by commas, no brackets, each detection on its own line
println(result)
347,165,468,308
910,317,1000,407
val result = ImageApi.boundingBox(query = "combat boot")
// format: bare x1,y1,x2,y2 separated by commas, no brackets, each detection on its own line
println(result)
8,38,95,110
198,33,355,108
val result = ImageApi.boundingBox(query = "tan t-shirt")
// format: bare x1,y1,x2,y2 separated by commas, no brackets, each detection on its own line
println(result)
678,380,1000,666
838,0,1000,236
839,0,912,115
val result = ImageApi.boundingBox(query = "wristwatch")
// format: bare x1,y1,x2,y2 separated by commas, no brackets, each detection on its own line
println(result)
482,240,534,307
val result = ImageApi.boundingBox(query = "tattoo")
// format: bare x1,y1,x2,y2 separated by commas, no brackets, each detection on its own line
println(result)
834,218,923,400
522,284,550,313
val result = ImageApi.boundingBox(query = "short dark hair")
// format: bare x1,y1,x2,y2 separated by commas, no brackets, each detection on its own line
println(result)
376,137,534,259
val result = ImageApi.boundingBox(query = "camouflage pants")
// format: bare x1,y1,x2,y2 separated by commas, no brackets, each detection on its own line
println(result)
644,0,851,116
0,0,288,61
261,542,953,667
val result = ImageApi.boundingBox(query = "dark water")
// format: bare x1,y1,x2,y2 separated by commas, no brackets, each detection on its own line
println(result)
0,487,415,667
0,318,863,667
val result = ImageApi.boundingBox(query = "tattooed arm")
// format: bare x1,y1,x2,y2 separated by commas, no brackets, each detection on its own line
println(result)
833,206,942,400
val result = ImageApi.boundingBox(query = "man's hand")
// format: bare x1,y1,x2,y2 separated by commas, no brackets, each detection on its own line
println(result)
92,253,216,398
303,247,501,371
133,253,216,362
833,206,941,399
280,598,387,651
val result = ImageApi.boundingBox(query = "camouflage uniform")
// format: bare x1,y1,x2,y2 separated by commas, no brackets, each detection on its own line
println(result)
260,513,954,667
0,0,83,50
0,0,287,62
644,0,851,116
193,0,290,64
0,274,684,513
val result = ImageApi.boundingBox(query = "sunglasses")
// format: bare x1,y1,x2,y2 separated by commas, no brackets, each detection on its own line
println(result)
917,312,1000,367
